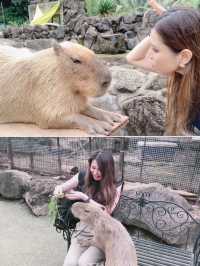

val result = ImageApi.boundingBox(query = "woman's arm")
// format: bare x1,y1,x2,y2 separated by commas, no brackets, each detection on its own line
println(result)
126,36,153,71
148,0,166,16
126,0,167,71
54,173,79,196
106,184,122,214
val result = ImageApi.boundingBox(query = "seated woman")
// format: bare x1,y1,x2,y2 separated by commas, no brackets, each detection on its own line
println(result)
127,0,200,135
54,151,122,266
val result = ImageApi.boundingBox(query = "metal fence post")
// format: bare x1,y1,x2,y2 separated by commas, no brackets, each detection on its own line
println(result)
57,137,62,175
8,139,14,169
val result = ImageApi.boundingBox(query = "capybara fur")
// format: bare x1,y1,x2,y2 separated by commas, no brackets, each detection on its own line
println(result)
0,42,124,135
71,202,138,266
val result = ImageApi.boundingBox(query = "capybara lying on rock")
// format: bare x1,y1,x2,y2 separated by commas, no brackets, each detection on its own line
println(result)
0,42,125,135
71,202,138,266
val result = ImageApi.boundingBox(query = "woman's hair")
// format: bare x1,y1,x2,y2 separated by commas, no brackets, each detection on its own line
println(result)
154,8,200,135
84,151,117,209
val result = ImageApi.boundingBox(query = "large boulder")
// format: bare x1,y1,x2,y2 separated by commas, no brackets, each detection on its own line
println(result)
124,95,165,136
0,170,31,199
23,177,65,216
109,66,166,135
113,182,199,245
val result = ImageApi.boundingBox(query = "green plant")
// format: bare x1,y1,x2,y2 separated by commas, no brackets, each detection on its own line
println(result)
85,0,99,16
2,0,29,25
98,0,116,15
48,196,58,224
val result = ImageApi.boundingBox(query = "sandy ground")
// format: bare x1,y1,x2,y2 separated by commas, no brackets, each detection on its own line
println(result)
0,198,67,266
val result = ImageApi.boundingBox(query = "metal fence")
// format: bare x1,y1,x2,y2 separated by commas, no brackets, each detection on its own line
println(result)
0,137,200,194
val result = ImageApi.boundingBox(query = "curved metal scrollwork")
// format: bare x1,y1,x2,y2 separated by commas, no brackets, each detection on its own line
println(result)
194,232,200,266
115,192,200,246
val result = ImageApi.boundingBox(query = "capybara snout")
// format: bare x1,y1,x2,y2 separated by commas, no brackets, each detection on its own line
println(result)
57,41,111,97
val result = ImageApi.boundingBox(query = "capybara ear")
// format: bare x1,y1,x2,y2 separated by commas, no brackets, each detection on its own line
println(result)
52,40,63,56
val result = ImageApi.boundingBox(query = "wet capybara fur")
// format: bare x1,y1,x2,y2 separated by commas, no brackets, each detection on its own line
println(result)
71,202,138,266
0,42,123,135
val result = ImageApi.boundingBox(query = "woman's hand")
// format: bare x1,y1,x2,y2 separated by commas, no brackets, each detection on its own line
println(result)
147,0,166,16
53,185,64,198
64,191,89,202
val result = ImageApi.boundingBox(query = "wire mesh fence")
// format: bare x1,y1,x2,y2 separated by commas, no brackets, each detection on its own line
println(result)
0,137,200,194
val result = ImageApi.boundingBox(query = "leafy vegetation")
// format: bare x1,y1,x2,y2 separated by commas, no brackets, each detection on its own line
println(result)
0,0,29,26
85,0,200,16
0,0,200,26
48,196,58,224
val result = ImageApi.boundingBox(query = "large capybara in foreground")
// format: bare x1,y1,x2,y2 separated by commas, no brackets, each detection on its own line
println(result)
0,42,125,135
71,202,138,266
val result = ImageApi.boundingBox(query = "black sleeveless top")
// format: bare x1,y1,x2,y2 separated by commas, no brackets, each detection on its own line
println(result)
77,170,123,195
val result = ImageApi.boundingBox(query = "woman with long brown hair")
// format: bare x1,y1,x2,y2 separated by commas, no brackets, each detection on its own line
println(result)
127,0,200,135
54,151,122,266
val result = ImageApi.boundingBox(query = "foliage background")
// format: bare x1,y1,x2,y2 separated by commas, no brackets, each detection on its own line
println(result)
0,0,199,26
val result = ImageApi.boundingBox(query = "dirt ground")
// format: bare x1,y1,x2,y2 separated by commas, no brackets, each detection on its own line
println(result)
0,198,67,266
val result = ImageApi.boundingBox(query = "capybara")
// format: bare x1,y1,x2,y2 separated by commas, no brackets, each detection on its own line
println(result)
0,42,124,135
71,202,138,266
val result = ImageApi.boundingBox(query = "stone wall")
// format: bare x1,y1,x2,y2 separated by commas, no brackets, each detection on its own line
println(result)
2,0,158,54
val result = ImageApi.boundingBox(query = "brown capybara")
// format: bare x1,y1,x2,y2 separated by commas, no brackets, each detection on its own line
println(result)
0,42,124,135
71,202,138,266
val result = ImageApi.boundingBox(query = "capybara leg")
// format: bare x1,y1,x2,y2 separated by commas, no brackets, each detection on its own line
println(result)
78,237,95,248
83,105,126,125
38,114,113,135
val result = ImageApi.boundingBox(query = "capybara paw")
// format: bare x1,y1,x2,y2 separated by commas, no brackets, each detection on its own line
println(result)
102,112,126,124
87,121,113,135
78,238,92,247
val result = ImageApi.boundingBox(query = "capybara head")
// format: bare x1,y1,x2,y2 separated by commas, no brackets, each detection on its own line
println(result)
71,202,106,225
52,41,111,97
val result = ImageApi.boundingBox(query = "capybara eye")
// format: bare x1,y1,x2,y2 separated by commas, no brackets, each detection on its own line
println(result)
71,57,82,64
102,81,110,88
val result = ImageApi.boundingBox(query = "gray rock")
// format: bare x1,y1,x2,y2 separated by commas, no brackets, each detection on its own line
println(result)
24,38,55,51
55,26,65,40
0,170,31,199
113,182,197,245
91,33,127,54
23,177,61,216
123,96,165,136
84,26,98,49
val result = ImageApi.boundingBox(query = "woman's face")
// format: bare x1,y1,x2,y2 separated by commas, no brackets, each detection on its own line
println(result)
90,160,102,181
146,29,181,76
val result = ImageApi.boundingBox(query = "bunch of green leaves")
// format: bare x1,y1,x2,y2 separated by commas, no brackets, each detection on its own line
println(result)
98,0,116,15
48,196,59,224
115,0,148,15
85,0,99,16
85,0,116,16
2,0,29,25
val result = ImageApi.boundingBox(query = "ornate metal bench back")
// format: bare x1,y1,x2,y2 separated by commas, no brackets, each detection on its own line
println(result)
115,192,200,261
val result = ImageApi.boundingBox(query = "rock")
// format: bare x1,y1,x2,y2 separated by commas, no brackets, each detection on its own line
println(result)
91,33,127,54
55,26,65,39
0,170,31,199
84,26,98,49
95,20,112,33
123,95,165,136
113,182,198,245
24,39,55,51
23,177,65,216
24,176,72,216
110,66,147,96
